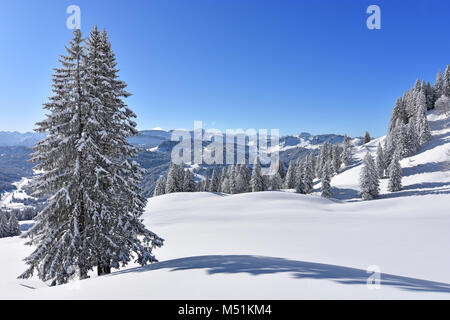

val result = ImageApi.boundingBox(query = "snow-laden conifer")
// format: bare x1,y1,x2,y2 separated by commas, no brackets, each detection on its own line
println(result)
166,163,182,193
210,169,220,192
153,175,166,196
303,153,315,194
375,143,385,178
387,151,402,192
359,152,379,200
321,160,332,198
284,160,296,189
19,28,163,284
8,214,21,237
250,157,265,192
182,170,196,192
363,131,371,144
270,172,283,190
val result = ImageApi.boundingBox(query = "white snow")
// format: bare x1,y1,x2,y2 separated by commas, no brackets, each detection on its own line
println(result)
0,112,448,299
0,177,35,210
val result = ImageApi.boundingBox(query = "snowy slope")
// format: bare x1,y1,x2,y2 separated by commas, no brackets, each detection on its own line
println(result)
0,112,448,300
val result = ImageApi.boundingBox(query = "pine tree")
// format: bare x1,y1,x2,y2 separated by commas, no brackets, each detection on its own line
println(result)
220,177,230,194
182,170,196,192
363,131,371,144
153,175,166,196
19,29,163,284
203,173,210,192
7,214,21,237
250,157,265,192
387,151,402,192
321,160,332,198
359,152,379,200
375,143,385,178
210,169,220,192
332,145,342,173
238,163,251,192
284,160,296,189
228,165,238,194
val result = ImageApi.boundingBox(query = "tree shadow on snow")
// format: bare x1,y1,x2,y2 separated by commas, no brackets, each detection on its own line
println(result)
401,162,447,177
113,255,450,294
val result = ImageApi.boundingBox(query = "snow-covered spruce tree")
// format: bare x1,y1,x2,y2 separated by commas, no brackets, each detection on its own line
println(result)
229,165,238,194
8,213,21,237
250,156,265,192
238,163,251,192
166,163,182,193
443,65,450,97
359,152,379,200
363,131,371,144
303,153,315,194
387,151,402,192
270,172,283,190
19,28,163,284
284,160,296,189
218,167,228,192
332,145,342,174
220,177,230,194
202,173,210,192
210,169,220,192
415,93,432,145
182,170,196,192
375,143,385,178
153,175,166,197
321,160,332,198
272,159,285,179
434,69,444,105
295,159,305,194
0,214,8,238
341,135,352,166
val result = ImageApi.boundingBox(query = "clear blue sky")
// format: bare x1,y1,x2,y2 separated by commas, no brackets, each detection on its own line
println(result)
0,0,449,137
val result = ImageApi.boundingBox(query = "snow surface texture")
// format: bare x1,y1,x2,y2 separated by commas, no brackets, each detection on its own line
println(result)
0,113,449,299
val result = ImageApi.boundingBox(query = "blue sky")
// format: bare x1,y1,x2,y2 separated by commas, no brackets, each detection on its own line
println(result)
0,0,449,137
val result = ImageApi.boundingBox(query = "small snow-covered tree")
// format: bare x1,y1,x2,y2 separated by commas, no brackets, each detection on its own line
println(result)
7,214,21,237
359,152,379,200
284,160,296,189
415,96,432,145
166,163,182,193
153,175,166,196
332,145,342,173
387,151,402,192
220,177,230,194
303,154,315,194
363,131,371,144
202,173,210,192
238,163,251,192
443,65,450,97
341,135,352,166
270,172,283,190
0,214,8,238
435,95,450,117
182,170,196,192
250,156,265,192
295,159,305,194
321,160,332,198
434,69,444,104
375,143,385,178
210,169,220,192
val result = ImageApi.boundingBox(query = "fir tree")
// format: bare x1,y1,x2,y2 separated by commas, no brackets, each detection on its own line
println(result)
303,154,315,194
220,177,230,194
153,175,166,197
270,173,283,190
443,65,450,97
166,163,182,193
182,170,196,192
359,152,379,200
250,157,265,192
19,29,163,284
415,96,432,145
284,160,296,189
295,159,305,194
0,214,8,238
238,163,251,192
341,135,352,166
387,151,402,192
363,131,371,144
321,160,332,198
375,143,385,178
7,214,21,237
434,69,444,105
332,145,342,173
210,169,220,192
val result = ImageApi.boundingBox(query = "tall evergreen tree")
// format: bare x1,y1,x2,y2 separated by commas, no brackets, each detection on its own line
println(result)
387,151,402,192
341,135,352,166
303,154,315,194
415,95,432,146
332,145,342,173
0,214,8,238
270,172,283,190
434,69,444,105
250,157,265,192
359,152,379,200
295,159,305,194
19,29,163,284
166,163,182,193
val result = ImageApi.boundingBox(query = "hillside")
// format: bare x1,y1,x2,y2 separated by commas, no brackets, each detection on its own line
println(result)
0,111,448,299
